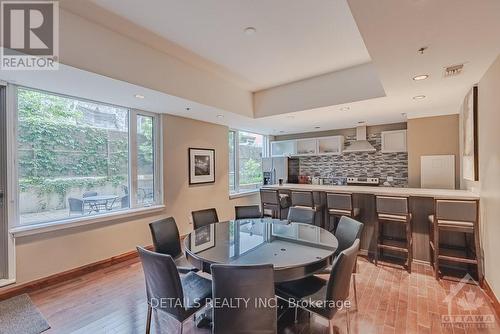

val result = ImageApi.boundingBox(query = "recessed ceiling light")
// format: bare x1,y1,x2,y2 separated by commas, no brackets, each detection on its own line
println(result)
339,106,350,112
134,94,145,99
413,74,429,81
413,95,426,100
216,114,224,118
244,27,257,35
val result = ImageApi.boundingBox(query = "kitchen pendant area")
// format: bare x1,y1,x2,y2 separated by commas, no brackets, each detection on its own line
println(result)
267,122,409,187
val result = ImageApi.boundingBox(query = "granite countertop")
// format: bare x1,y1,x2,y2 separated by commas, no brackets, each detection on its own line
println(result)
262,183,479,200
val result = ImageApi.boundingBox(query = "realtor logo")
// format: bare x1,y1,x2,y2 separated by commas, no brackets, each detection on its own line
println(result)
441,274,496,329
1,0,59,70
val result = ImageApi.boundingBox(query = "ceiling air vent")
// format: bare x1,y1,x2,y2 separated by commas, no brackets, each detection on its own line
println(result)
444,64,464,77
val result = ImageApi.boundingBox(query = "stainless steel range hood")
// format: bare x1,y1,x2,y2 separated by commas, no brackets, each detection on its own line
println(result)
343,125,376,153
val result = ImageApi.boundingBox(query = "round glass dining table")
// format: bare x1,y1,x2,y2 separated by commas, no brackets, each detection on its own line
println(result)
184,218,338,283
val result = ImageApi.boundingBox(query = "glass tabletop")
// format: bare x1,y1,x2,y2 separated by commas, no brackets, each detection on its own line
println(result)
184,218,338,271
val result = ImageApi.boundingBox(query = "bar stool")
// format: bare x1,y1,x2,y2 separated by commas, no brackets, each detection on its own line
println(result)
375,196,412,273
326,192,360,232
429,199,482,282
290,191,324,227
260,189,290,219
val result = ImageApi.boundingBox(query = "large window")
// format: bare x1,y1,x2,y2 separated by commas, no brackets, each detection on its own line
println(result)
15,87,161,226
229,130,265,194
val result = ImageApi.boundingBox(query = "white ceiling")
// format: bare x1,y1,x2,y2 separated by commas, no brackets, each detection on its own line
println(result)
90,0,372,91
259,0,500,134
3,0,500,136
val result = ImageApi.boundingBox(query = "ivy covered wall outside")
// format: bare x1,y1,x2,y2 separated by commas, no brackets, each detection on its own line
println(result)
17,88,152,216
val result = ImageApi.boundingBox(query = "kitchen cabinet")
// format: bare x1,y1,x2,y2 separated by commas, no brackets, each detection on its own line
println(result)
296,138,317,155
271,135,344,157
270,140,296,157
381,130,407,153
317,136,344,155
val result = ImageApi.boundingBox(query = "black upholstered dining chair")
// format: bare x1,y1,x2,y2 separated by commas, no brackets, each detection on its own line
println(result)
148,217,197,273
333,216,364,258
192,208,219,229
235,205,262,219
287,206,315,225
211,264,277,334
136,246,212,334
317,216,364,308
276,239,360,334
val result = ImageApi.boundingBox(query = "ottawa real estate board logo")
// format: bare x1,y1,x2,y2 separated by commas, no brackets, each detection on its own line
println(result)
1,0,59,70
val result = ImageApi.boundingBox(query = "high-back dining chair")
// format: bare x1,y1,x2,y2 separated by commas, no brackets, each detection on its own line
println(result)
148,217,197,272
287,206,315,225
136,247,211,334
192,208,219,229
211,264,277,334
276,239,360,334
317,216,364,308
235,205,262,219
335,216,364,257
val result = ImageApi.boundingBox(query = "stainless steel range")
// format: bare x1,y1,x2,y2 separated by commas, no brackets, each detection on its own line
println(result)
346,177,380,186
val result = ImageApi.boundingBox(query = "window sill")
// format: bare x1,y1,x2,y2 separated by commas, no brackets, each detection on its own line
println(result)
10,205,166,238
0,279,16,288
229,189,260,199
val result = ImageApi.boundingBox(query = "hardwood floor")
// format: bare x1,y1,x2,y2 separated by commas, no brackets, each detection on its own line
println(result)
28,257,499,334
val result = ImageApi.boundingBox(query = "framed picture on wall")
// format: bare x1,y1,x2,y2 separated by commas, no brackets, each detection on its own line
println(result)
461,86,479,181
189,148,215,185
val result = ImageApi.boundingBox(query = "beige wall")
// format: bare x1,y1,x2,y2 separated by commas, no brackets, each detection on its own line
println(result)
407,115,460,188
163,115,259,236
476,55,500,299
7,115,259,285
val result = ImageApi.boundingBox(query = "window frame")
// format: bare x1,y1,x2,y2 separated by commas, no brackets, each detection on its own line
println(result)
7,85,164,233
229,128,267,196
1,81,16,287
130,109,163,208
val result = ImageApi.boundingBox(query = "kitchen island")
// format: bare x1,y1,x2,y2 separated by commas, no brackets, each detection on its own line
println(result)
262,183,479,200
262,183,479,263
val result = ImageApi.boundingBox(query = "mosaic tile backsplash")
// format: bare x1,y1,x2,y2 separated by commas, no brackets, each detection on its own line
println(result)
299,132,408,187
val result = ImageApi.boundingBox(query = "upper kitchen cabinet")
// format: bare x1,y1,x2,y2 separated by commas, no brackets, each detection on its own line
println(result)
296,138,317,155
381,129,407,153
317,136,344,155
271,135,344,157
271,140,297,156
